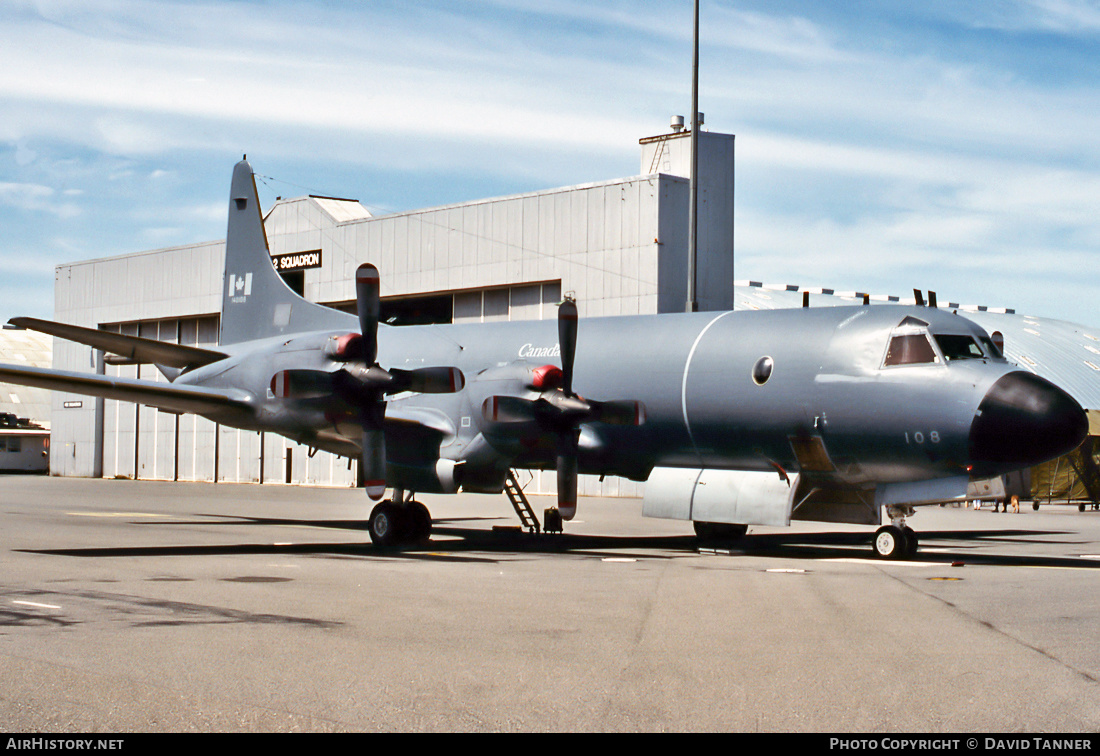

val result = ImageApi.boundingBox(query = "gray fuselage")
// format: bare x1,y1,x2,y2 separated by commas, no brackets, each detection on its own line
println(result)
178,302,1069,494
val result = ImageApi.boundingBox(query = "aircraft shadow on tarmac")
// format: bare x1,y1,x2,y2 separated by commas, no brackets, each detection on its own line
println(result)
17,513,1100,569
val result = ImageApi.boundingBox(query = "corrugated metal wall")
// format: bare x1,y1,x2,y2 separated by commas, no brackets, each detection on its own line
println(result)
50,134,738,499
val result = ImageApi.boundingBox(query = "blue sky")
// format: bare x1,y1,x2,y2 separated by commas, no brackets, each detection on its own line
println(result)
1,0,1098,326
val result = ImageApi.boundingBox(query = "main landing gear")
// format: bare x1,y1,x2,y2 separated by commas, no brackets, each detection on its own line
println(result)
693,521,749,546
368,489,432,548
873,505,918,560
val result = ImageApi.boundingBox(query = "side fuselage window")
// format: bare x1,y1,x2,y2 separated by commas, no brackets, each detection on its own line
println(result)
884,334,939,366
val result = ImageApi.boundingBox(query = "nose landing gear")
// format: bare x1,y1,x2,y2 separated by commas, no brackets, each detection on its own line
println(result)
873,506,918,560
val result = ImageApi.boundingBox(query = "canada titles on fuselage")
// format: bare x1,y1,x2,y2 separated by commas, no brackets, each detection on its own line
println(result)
518,343,561,359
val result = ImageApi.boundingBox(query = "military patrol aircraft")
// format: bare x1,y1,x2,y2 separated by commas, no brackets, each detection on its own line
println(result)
0,160,1089,558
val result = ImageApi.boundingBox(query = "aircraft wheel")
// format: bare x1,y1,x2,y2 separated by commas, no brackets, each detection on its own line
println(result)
1033,502,1039,511
407,500,432,544
903,526,919,559
873,525,906,559
368,502,404,548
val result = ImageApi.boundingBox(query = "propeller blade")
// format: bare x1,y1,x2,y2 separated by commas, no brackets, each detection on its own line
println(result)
356,263,380,365
271,369,335,398
482,395,538,424
361,427,387,500
393,366,466,394
341,364,395,394
551,392,593,419
558,299,577,397
280,364,460,403
556,432,578,521
592,400,647,426
360,399,387,500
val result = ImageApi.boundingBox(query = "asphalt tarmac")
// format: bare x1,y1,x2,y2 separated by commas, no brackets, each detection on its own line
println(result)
2,475,1099,733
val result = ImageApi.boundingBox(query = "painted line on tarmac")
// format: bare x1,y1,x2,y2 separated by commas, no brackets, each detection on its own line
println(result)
823,558,1100,571
822,558,954,567
67,512,170,518
12,600,61,610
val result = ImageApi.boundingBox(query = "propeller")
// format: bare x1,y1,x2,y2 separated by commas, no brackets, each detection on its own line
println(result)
270,263,465,501
481,299,645,520
352,263,387,501
553,300,581,520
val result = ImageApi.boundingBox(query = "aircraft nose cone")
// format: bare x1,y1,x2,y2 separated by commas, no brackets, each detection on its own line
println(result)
969,371,1088,476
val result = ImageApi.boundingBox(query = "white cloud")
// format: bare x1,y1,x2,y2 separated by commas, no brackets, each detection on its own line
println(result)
1007,0,1100,33
707,5,859,64
0,181,52,206
0,181,80,218
0,3,653,158
0,1,1095,326
0,251,59,277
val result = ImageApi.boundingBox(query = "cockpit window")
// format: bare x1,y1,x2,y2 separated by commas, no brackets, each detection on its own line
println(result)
980,336,1003,359
884,334,939,366
933,334,985,361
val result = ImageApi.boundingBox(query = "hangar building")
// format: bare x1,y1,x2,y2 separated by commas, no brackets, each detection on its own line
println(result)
46,128,736,496
35,126,1100,504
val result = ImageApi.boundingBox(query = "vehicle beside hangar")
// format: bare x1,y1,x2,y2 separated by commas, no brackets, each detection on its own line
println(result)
0,327,52,473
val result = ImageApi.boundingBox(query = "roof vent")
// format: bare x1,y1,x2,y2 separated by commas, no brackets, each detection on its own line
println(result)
670,115,685,132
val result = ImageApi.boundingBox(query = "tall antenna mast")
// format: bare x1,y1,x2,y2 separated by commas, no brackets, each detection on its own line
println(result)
686,0,700,313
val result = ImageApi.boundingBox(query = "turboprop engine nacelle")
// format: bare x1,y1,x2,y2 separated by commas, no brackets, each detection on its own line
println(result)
387,458,461,495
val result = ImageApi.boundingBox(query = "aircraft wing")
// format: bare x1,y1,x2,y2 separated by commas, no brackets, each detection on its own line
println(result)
309,405,456,456
8,317,228,369
262,409,455,462
0,363,254,417
386,405,456,439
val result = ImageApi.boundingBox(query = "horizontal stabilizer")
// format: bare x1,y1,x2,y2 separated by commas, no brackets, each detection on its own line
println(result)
8,317,228,369
0,363,253,418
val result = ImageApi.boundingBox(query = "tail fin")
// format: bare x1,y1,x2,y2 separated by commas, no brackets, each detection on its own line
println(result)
219,159,353,346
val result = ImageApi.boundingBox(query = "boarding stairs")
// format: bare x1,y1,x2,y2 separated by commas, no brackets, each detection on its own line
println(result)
505,470,541,533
